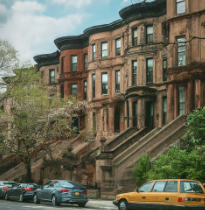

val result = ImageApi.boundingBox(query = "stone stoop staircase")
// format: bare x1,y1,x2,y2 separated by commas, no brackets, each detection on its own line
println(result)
98,115,187,199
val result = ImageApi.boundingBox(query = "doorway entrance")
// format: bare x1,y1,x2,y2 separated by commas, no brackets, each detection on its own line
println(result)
72,117,79,134
145,101,154,129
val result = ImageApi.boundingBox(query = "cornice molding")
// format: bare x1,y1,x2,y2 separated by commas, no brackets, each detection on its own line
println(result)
33,51,60,68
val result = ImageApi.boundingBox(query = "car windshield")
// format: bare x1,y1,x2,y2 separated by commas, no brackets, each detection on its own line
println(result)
60,181,84,189
180,181,204,194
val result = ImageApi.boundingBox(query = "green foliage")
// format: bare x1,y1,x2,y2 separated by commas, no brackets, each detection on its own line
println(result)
133,153,151,187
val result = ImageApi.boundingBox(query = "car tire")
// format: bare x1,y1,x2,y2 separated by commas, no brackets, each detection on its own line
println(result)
52,195,60,206
5,193,9,200
33,193,40,204
19,193,24,202
118,199,127,210
78,203,86,207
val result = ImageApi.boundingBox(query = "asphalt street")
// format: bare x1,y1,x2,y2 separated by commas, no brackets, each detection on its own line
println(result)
0,199,118,210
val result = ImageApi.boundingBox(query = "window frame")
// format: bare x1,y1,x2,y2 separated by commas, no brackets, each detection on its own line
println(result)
71,55,77,72
84,80,87,100
101,72,108,95
49,69,55,84
177,37,186,66
92,44,96,60
84,54,87,70
71,84,78,98
146,58,153,84
115,38,121,56
132,60,137,85
132,27,138,46
101,42,108,59
176,0,186,15
92,74,95,98
146,25,153,44
115,70,120,93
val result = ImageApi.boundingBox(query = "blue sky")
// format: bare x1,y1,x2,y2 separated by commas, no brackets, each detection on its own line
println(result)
0,0,154,64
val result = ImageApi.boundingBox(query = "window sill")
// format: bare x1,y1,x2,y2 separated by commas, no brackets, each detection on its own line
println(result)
102,94,109,96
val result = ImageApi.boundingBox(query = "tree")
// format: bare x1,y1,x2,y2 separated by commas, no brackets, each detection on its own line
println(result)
0,67,87,182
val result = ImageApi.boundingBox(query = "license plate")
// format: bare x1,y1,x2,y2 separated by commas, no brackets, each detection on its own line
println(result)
75,192,79,196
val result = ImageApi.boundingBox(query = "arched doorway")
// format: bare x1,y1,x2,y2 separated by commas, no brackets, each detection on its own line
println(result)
114,106,120,132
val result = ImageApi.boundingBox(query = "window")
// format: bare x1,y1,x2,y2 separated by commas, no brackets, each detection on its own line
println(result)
139,182,154,192
163,59,167,81
180,181,204,194
49,69,55,84
164,181,178,192
132,28,138,46
176,0,185,14
116,39,121,56
177,37,186,66
178,87,185,115
133,101,138,127
152,181,167,192
146,59,153,83
71,55,77,72
126,100,129,128
71,84,77,98
102,42,108,59
84,54,87,70
132,60,137,85
146,26,153,43
61,85,64,98
92,74,95,98
61,57,64,74
162,96,167,125
115,70,120,93
84,80,87,100
101,73,108,95
92,44,96,60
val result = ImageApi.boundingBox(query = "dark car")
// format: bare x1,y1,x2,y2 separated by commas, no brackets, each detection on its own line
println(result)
33,180,88,207
5,183,40,202
0,181,17,198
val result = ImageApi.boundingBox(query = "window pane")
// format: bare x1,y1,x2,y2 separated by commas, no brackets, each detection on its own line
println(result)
102,42,107,50
132,61,137,85
133,29,137,38
115,70,120,93
102,73,108,94
84,80,87,100
72,84,77,97
84,54,87,70
93,44,96,52
180,181,204,193
147,59,153,83
72,56,77,63
139,182,154,192
164,181,178,192
152,181,167,192
92,74,95,98
147,26,153,34
177,1,185,14
116,39,121,48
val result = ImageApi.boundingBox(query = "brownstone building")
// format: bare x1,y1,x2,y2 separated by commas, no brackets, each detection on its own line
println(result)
33,0,205,197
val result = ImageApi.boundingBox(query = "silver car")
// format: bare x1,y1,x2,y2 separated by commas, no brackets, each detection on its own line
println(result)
0,181,17,198
33,180,88,207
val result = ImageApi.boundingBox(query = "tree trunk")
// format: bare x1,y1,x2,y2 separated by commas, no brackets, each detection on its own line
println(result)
25,158,32,182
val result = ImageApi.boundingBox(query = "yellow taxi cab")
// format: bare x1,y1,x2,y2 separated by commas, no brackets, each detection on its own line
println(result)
113,179,205,210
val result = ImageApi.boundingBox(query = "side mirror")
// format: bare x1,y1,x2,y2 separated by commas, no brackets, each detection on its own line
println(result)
136,188,139,193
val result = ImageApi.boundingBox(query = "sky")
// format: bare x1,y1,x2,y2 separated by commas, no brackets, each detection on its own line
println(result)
0,0,154,65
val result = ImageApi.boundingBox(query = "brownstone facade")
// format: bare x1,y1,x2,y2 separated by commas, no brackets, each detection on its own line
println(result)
34,0,205,140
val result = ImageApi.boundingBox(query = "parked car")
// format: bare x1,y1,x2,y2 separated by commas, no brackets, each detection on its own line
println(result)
5,183,40,201
0,181,17,198
113,179,205,210
33,180,88,207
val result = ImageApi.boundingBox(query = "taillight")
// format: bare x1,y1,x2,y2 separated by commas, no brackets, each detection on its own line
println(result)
178,197,183,202
83,190,87,195
61,189,70,193
3,187,8,191
25,187,34,191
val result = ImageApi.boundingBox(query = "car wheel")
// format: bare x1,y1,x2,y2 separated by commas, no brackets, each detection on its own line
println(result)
19,194,24,202
5,193,9,200
52,195,60,206
118,199,127,210
33,193,40,204
78,203,86,207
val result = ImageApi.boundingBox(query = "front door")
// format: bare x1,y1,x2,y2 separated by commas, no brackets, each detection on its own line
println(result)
114,106,120,132
145,101,154,129
72,117,79,134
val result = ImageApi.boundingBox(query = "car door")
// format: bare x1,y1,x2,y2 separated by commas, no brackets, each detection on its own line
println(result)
15,184,24,198
9,184,19,198
39,181,51,200
46,181,55,201
130,181,155,210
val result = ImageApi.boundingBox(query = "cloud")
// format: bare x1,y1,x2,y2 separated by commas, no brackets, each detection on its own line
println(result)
0,4,8,23
0,1,87,64
51,0,92,8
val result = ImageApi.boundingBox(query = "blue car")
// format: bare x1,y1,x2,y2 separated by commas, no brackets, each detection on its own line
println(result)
33,180,88,207
5,183,40,201
0,181,17,198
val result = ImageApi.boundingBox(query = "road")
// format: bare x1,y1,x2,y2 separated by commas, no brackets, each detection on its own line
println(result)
0,199,118,210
